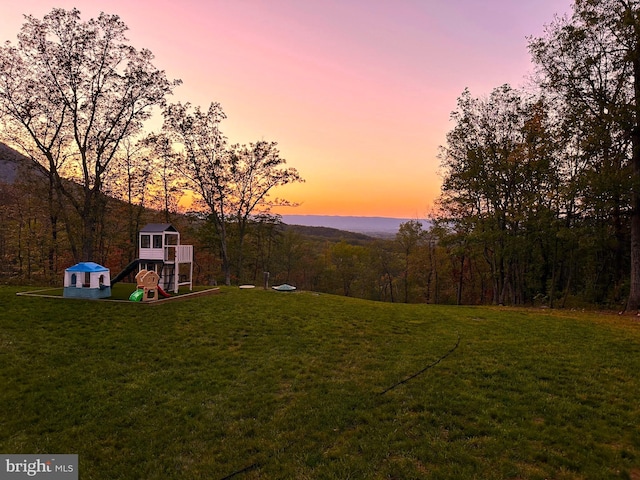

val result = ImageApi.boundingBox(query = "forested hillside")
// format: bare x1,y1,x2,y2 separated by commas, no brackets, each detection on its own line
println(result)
0,142,450,303
0,126,632,308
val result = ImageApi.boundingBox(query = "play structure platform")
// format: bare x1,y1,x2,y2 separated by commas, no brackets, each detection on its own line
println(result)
111,224,194,299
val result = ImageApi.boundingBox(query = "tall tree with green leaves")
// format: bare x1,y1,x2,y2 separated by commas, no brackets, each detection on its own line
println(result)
396,220,425,303
329,241,367,297
529,0,640,309
438,85,561,304
0,8,179,262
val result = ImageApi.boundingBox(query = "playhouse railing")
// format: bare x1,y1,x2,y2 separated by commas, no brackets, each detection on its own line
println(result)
164,245,192,262
163,245,193,292
176,245,193,263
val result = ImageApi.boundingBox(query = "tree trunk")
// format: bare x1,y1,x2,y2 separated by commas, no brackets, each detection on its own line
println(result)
626,23,640,311
47,178,58,282
81,189,97,262
217,217,232,286
456,255,465,305
627,142,640,310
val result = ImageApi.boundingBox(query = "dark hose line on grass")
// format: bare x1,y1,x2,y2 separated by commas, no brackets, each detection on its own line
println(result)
219,462,259,480
218,335,461,479
219,441,295,480
378,333,461,395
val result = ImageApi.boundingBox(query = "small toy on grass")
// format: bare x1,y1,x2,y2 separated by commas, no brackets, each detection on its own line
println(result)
272,284,297,292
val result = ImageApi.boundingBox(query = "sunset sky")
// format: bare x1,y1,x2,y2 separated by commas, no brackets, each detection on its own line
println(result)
1,0,572,218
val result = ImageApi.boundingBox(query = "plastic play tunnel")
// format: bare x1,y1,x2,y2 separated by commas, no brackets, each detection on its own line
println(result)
129,289,144,302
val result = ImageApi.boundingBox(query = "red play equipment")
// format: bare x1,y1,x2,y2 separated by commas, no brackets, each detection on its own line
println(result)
157,285,171,298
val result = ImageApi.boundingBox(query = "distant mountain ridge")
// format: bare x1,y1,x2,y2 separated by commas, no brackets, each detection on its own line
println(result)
0,142,32,184
0,142,428,238
281,215,429,236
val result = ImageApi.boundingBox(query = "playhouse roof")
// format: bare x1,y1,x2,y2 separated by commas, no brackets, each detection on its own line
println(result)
140,223,177,233
66,262,109,272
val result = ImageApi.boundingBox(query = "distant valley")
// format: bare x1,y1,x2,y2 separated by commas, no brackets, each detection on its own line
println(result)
280,215,430,237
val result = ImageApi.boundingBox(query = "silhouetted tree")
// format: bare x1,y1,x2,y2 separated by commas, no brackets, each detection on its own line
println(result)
163,103,303,285
530,0,639,309
227,141,303,281
439,86,562,305
0,8,179,262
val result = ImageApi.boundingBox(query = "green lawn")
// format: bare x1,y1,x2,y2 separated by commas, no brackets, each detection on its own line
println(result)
1,285,639,479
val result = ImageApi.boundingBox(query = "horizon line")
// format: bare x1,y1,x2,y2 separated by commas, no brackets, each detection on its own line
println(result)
278,213,430,220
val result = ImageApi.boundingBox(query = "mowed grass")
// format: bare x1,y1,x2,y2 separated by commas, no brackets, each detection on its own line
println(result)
1,286,640,479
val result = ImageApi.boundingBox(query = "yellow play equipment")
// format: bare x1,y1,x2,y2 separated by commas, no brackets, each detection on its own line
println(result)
134,269,161,302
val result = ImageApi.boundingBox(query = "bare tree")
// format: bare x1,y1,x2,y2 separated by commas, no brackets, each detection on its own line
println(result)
104,138,154,261
162,102,232,283
227,141,303,280
163,103,303,285
0,8,180,261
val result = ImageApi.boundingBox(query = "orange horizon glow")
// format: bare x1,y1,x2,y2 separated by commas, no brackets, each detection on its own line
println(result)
1,0,572,219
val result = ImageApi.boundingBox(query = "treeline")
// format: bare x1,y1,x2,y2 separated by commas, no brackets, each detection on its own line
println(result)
0,156,633,308
0,164,620,308
436,0,640,310
4,2,640,308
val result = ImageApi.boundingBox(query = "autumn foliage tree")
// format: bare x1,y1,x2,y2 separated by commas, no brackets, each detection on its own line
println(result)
0,8,179,262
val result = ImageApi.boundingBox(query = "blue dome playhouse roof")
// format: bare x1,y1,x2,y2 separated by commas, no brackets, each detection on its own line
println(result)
66,262,109,273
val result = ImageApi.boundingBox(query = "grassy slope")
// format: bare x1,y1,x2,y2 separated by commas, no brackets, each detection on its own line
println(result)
1,286,639,479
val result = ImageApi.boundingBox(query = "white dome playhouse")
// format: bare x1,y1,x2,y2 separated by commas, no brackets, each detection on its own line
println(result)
63,262,111,299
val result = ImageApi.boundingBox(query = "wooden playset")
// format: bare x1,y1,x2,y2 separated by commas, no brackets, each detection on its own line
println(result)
137,223,193,294
65,223,194,302
133,269,161,302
